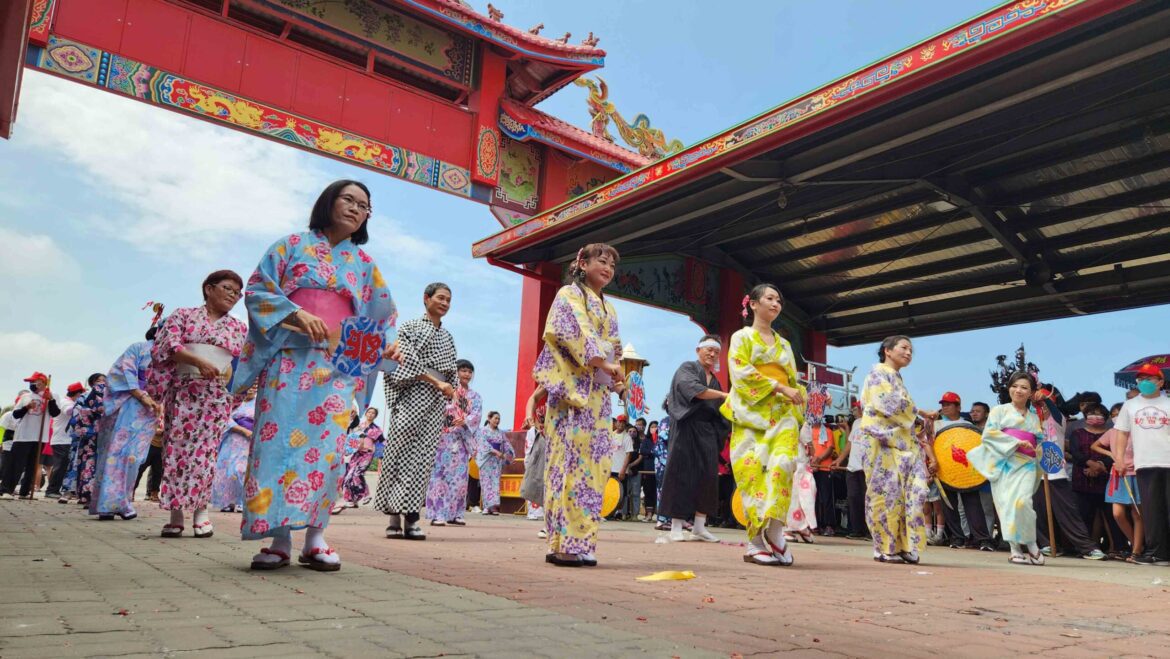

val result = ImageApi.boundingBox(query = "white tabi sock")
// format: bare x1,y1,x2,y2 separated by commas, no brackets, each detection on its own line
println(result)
692,515,708,534
253,529,292,565
304,526,340,565
671,518,684,535
765,518,788,552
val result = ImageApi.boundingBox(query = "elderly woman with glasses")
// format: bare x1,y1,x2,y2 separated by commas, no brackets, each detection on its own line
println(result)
149,270,248,539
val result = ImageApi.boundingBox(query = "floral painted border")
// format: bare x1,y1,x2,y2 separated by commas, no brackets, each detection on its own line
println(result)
31,36,472,199
473,0,1088,258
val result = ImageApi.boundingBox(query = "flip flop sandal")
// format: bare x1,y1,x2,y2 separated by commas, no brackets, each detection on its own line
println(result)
743,549,779,566
449,519,466,526
385,525,403,539
898,552,920,565
161,524,184,538
764,537,795,566
874,553,905,564
403,524,427,541
250,547,290,570
299,547,341,572
546,553,583,567
193,521,214,538
797,530,816,544
1009,554,1029,565
1027,551,1045,566
330,505,346,515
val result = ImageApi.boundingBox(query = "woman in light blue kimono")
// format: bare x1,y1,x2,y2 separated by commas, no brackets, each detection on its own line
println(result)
476,412,514,514
425,359,482,525
967,371,1045,566
234,180,397,572
210,391,256,512
89,330,162,520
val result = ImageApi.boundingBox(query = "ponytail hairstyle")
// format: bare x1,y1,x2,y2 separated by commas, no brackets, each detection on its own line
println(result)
484,410,500,427
742,283,782,326
567,243,620,299
878,335,912,363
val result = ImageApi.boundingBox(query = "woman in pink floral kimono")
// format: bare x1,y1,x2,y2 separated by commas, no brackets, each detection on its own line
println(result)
150,270,248,538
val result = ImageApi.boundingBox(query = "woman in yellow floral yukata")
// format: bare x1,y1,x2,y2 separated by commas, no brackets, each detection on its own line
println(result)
967,371,1045,565
533,243,624,568
859,335,939,565
721,284,806,566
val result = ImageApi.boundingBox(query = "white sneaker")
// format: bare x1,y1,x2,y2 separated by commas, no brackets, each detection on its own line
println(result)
668,532,689,542
689,529,720,543
0,493,13,501
537,529,547,539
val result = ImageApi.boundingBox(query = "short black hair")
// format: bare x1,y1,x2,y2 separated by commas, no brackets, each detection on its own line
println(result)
425,282,451,298
201,269,244,301
456,359,474,372
308,180,371,245
971,402,990,413
146,325,159,341
86,373,104,387
1084,403,1108,417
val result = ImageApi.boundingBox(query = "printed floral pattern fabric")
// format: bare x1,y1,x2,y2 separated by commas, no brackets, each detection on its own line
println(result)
967,403,1042,544
89,342,158,517
859,362,928,556
153,305,248,511
534,284,620,556
476,426,515,509
63,384,105,498
786,431,817,531
720,328,805,540
653,416,670,523
425,388,482,521
211,399,255,509
235,231,396,540
340,445,374,504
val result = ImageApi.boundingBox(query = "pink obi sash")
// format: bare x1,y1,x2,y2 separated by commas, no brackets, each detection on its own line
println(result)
1003,427,1038,458
289,288,354,333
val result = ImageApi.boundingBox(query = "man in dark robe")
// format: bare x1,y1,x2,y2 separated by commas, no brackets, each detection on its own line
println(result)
658,335,730,542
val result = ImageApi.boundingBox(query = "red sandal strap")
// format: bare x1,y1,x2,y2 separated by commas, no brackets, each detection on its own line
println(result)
304,547,335,557
259,547,290,560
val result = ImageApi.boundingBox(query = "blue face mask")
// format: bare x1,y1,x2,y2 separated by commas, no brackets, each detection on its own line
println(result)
1137,380,1160,396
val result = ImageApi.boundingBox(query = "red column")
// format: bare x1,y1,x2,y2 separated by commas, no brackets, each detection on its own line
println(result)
513,262,560,430
804,328,828,363
468,49,505,188
713,267,746,391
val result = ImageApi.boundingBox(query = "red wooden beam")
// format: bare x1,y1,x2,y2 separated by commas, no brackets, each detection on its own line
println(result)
0,0,32,139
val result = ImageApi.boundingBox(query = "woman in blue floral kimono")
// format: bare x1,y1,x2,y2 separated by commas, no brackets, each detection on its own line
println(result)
653,410,671,529
89,329,163,520
476,412,515,514
210,390,256,512
234,180,397,572
426,359,482,525
59,372,106,505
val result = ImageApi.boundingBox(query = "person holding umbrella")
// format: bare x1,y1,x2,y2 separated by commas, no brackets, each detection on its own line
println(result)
1112,363,1170,566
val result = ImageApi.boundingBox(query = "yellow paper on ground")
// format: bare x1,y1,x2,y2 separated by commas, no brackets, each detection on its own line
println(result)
636,570,695,581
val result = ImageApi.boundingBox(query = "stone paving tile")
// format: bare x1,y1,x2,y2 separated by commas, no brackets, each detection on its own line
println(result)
0,500,720,658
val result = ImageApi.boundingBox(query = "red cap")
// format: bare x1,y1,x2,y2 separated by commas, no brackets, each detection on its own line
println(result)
851,399,861,409
939,391,961,404
1136,363,1165,378
23,371,48,383
66,382,85,395
616,414,628,422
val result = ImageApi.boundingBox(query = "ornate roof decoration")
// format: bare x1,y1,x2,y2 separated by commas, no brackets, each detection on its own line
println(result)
499,99,649,173
574,76,683,160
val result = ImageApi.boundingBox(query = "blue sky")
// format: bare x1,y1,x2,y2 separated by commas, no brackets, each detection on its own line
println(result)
1,0,1164,422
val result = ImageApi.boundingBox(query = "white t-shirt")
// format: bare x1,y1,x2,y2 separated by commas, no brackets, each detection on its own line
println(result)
1114,393,1170,470
609,430,633,474
846,420,867,472
12,392,53,443
49,397,77,446
0,411,15,451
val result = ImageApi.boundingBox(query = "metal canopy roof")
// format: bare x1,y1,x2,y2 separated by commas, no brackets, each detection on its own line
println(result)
476,0,1170,346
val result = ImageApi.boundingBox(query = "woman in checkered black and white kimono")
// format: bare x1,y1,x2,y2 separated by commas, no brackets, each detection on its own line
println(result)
374,283,458,540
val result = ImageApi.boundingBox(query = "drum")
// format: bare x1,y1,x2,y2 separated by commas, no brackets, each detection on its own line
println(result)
933,422,987,491
601,477,621,517
731,487,748,527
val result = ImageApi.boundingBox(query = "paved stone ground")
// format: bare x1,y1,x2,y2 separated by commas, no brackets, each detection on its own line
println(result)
3,488,1170,658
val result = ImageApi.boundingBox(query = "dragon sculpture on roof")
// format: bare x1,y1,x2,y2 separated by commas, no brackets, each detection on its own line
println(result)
574,76,683,160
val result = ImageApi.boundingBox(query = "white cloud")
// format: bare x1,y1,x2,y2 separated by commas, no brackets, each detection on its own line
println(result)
18,72,322,258
0,226,80,281
0,331,108,394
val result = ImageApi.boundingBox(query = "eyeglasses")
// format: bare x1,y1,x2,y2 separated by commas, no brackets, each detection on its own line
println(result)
215,283,243,298
337,194,371,213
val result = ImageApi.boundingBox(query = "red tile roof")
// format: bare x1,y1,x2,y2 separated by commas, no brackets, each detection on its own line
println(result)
501,98,649,172
419,0,607,60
